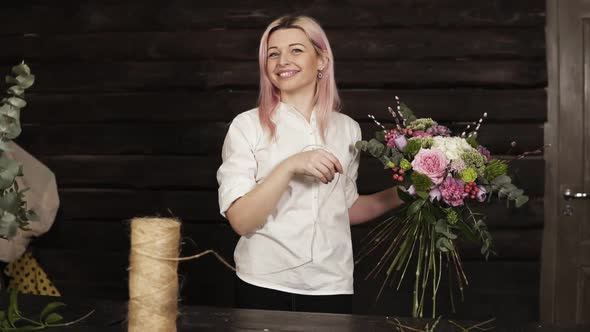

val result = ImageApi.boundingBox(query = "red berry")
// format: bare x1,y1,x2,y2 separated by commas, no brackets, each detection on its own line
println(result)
393,174,399,180
465,188,470,193
399,169,405,175
398,176,404,182
470,194,476,199
393,167,399,172
407,129,413,135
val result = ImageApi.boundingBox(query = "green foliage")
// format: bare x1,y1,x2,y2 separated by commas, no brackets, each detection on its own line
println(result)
411,172,433,192
355,139,386,158
399,103,417,123
444,208,460,225
466,136,479,148
460,150,486,175
484,159,508,182
0,288,93,331
459,168,478,183
402,138,423,157
400,158,412,170
491,175,529,208
0,63,36,240
408,118,437,131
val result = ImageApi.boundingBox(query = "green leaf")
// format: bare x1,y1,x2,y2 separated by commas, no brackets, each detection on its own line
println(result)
40,302,66,322
7,288,20,326
435,237,449,252
25,209,38,222
0,105,21,120
5,97,26,109
15,75,35,89
0,310,5,321
508,189,524,200
355,140,368,151
515,195,529,208
11,63,31,77
7,85,25,98
6,326,40,331
416,191,429,200
367,139,385,157
0,192,20,212
5,76,18,85
44,312,64,324
406,199,425,217
0,213,18,239
491,175,511,186
435,219,447,233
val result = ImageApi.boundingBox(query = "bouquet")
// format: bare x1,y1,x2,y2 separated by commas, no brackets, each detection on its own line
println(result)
0,62,37,240
354,96,528,318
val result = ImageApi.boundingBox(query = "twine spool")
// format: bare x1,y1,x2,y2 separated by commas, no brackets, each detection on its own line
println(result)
128,217,180,332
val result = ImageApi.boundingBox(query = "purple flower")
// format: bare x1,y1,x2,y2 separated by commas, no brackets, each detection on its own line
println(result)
426,125,452,137
476,185,488,202
439,176,468,207
394,135,408,150
429,188,441,202
477,145,492,162
412,130,432,137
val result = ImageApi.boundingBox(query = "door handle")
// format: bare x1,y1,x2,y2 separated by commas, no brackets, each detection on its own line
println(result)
563,188,589,200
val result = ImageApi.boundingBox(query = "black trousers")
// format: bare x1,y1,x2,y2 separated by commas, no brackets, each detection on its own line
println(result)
235,275,352,314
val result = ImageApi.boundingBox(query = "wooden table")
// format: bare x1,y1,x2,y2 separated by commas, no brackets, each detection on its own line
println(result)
2,295,589,331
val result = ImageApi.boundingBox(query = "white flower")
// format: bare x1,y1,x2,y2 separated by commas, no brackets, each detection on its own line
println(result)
431,136,476,161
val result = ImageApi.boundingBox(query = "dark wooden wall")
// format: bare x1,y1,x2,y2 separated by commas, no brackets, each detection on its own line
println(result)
0,0,546,322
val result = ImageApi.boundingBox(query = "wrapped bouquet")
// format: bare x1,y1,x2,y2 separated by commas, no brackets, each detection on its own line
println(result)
354,97,528,318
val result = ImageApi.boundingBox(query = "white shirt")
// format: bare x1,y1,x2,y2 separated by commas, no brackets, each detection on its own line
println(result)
217,102,361,295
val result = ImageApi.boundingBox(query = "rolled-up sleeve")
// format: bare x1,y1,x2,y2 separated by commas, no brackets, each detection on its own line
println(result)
217,114,258,218
344,121,361,208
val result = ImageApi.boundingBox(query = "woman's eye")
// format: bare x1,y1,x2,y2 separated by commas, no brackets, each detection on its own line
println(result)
291,49,303,54
268,52,279,58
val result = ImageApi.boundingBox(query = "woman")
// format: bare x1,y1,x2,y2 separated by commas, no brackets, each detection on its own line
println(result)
217,15,404,314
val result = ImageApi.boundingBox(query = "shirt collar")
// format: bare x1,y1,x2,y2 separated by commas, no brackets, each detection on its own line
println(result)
278,101,317,123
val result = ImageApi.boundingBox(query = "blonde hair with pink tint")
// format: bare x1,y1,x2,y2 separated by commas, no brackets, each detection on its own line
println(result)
257,15,341,140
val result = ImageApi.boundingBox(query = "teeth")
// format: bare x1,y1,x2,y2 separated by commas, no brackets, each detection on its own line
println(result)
279,71,296,78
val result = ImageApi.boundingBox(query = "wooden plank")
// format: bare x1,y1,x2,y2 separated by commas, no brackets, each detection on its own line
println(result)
0,0,545,35
0,28,545,61
35,220,238,253
53,188,543,227
36,219,541,260
16,122,542,156
17,123,230,156
33,247,539,320
5,60,546,92
23,89,547,124
38,155,544,197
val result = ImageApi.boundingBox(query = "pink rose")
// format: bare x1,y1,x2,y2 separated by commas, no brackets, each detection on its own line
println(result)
411,149,449,185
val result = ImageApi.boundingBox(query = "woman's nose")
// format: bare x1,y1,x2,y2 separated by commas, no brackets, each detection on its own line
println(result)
278,53,291,66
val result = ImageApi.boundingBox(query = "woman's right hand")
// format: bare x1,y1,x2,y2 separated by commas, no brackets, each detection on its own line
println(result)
286,149,344,184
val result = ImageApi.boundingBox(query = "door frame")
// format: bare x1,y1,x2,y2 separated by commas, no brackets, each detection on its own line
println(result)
540,0,559,323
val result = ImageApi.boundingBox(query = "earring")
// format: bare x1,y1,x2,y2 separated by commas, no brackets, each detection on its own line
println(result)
317,70,323,79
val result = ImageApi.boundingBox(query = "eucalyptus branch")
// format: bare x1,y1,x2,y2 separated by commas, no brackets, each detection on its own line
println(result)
0,62,37,240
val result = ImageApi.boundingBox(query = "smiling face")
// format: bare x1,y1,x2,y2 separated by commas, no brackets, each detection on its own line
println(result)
266,28,326,97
